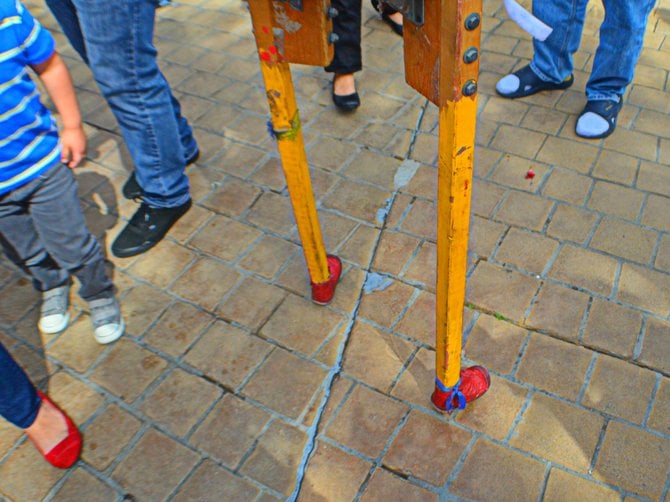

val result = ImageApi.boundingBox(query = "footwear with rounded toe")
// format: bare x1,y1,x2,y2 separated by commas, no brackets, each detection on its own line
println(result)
111,200,192,258
38,285,70,334
38,312,70,334
332,81,360,111
93,317,125,344
371,0,403,36
34,391,82,469
89,296,125,344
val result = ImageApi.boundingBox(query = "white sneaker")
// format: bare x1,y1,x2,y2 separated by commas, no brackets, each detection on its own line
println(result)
89,296,125,344
38,285,70,334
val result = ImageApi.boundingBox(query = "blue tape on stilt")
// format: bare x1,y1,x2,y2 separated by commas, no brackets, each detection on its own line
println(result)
435,377,466,412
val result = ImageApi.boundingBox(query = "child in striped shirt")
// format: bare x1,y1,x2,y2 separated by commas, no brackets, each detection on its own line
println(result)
0,0,123,344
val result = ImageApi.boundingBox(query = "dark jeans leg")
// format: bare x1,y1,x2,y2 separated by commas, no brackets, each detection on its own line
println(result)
326,0,363,74
0,233,69,293
0,343,40,428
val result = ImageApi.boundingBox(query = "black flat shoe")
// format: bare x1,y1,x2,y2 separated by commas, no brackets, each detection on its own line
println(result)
332,81,360,112
122,149,200,200
111,200,191,258
371,0,403,36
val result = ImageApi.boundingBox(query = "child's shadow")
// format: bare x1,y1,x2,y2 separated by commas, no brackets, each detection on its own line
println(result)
76,170,119,258
63,169,122,317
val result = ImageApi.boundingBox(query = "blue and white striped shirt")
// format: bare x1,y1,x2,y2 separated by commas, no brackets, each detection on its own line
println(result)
0,0,59,196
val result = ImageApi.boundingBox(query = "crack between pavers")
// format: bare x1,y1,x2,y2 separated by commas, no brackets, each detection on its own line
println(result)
288,98,431,501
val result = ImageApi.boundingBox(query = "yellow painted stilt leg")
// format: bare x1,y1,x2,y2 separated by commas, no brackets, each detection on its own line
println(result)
248,2,329,285
433,0,482,393
435,98,477,389
402,0,489,409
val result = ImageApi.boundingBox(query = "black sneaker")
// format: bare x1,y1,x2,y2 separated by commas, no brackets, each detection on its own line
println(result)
111,200,191,258
122,149,200,200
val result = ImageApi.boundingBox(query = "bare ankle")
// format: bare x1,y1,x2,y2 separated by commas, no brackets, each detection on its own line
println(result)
333,73,356,96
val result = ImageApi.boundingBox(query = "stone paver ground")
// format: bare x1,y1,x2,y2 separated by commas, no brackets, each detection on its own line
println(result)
1,0,669,500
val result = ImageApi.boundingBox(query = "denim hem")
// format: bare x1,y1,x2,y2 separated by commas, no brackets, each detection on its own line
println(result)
528,61,556,84
584,93,621,103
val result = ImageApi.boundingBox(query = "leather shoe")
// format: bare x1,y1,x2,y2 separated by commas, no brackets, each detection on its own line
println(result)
111,200,191,258
122,149,200,200
371,0,403,36
332,81,360,112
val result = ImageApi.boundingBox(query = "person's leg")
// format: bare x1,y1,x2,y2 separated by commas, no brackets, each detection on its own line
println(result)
585,0,656,101
496,0,586,98
0,343,40,428
575,0,656,139
46,0,198,165
327,0,363,76
26,165,112,302
170,94,199,161
26,164,124,343
43,0,88,60
47,0,195,257
0,343,81,468
0,177,72,334
0,218,69,295
326,0,362,109
531,0,588,83
47,0,191,208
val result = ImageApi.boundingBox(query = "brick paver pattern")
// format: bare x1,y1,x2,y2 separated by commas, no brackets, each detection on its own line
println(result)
1,0,669,500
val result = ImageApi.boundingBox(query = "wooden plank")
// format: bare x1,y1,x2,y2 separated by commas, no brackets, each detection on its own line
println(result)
403,0,481,106
265,0,334,66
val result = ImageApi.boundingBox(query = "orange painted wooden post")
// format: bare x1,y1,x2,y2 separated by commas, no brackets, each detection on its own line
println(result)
247,0,341,304
402,0,490,411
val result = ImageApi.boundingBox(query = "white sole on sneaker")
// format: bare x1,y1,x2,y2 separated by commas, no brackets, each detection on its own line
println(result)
94,318,125,344
38,312,70,334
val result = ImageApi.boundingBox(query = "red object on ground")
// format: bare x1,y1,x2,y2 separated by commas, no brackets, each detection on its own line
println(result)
525,169,536,179
34,391,82,469
311,255,342,305
431,366,491,412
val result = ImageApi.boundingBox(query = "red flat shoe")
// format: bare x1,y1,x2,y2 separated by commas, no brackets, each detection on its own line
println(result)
34,391,82,469
311,255,342,305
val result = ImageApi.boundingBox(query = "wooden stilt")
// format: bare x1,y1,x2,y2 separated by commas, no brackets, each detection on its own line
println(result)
402,0,490,411
247,1,340,301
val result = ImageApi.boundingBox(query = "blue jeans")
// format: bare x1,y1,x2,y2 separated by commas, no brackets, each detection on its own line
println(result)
0,164,112,301
0,343,40,428
45,0,198,208
531,0,656,101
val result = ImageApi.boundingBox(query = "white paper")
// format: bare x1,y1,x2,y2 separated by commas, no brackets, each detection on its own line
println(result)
503,0,553,41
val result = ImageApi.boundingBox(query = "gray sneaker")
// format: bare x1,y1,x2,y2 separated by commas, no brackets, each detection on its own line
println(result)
38,285,70,334
89,296,125,344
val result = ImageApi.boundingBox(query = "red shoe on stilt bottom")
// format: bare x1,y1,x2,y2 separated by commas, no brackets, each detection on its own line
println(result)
311,255,342,305
431,366,490,413
33,391,82,469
